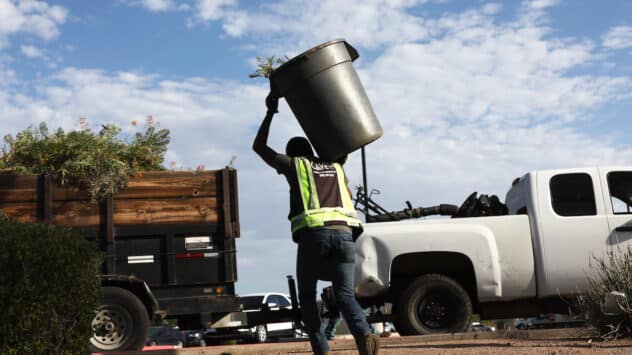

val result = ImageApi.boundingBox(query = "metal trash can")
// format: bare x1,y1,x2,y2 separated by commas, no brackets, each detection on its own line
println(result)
270,39,383,161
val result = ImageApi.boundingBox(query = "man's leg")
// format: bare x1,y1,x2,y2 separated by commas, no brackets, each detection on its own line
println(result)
330,230,379,354
296,232,329,354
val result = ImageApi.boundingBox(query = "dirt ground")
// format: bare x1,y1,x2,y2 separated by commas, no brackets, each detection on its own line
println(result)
153,329,632,355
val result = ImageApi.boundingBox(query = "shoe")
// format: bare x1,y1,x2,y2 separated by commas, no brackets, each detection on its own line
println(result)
357,333,380,355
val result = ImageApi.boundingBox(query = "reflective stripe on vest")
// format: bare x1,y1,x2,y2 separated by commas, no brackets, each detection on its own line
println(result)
290,157,361,233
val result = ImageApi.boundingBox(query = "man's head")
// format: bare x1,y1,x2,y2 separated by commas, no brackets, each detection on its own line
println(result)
285,136,315,158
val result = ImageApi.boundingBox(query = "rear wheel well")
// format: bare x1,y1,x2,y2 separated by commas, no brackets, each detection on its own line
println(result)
390,252,479,312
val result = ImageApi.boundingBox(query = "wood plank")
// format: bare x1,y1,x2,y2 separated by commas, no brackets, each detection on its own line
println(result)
1,171,222,202
0,202,39,223
113,197,219,225
0,175,39,189
0,175,39,203
0,188,39,203
116,171,219,199
52,173,220,201
52,186,92,201
51,200,101,226
49,198,220,226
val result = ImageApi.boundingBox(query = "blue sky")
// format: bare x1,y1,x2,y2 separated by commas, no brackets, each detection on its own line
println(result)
1,0,632,295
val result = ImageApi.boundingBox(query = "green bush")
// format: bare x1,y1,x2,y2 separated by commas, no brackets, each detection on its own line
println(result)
0,216,104,354
1,120,170,202
577,247,632,339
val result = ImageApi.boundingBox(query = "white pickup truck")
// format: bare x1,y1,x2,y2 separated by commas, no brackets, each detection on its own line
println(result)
353,167,632,335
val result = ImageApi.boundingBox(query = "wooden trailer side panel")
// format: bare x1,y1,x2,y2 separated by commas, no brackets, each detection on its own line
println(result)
0,169,239,237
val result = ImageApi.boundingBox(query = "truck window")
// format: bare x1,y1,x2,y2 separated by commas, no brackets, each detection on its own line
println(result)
549,173,596,217
607,171,632,214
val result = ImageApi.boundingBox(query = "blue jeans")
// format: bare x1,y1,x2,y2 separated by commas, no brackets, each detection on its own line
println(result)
296,228,371,354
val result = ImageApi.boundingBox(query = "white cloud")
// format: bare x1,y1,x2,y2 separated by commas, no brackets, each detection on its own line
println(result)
196,0,237,21
362,29,623,128
187,0,431,48
141,0,174,12
0,66,302,167
121,0,192,12
20,44,42,57
481,3,502,15
523,0,559,10
0,0,68,48
603,25,632,50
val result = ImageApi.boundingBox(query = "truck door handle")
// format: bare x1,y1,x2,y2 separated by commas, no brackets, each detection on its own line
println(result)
615,225,632,232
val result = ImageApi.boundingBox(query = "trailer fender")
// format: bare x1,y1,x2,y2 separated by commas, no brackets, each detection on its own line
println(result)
100,274,163,320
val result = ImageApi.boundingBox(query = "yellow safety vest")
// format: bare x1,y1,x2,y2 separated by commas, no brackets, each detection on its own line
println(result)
290,157,362,233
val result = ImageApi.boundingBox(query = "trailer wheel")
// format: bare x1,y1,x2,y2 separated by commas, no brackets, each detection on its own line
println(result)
89,287,150,352
393,274,472,336
253,325,267,343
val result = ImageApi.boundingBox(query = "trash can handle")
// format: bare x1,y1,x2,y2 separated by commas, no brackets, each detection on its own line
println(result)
344,41,359,62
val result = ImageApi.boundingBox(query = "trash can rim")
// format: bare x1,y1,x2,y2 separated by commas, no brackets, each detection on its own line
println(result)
270,38,348,78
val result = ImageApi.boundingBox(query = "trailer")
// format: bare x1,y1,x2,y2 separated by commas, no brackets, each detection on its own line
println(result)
0,168,244,351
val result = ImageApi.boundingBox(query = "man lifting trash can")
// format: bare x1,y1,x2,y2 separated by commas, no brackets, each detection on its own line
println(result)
252,40,383,355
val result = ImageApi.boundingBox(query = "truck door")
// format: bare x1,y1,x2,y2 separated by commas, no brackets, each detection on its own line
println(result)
600,170,632,248
264,294,294,333
536,169,610,296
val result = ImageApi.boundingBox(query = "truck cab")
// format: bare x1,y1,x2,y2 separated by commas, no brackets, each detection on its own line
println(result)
506,167,632,297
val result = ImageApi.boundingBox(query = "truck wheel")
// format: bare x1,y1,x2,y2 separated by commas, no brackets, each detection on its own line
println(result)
253,325,267,343
393,274,472,335
89,286,150,352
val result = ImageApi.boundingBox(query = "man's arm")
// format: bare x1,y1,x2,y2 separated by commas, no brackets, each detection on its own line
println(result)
253,92,282,168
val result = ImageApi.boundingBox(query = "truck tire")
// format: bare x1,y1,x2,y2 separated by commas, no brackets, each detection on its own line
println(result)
253,325,267,343
89,286,150,352
393,274,472,335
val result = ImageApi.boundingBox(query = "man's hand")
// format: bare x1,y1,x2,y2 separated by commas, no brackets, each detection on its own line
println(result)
254,90,281,168
266,91,279,113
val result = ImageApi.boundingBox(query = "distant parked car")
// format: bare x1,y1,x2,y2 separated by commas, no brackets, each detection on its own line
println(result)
468,322,495,332
514,314,585,330
146,326,185,347
237,293,299,343
182,330,206,347
383,322,396,334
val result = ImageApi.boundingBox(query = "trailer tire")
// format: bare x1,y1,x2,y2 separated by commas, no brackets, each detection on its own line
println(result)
89,287,150,352
393,274,472,336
